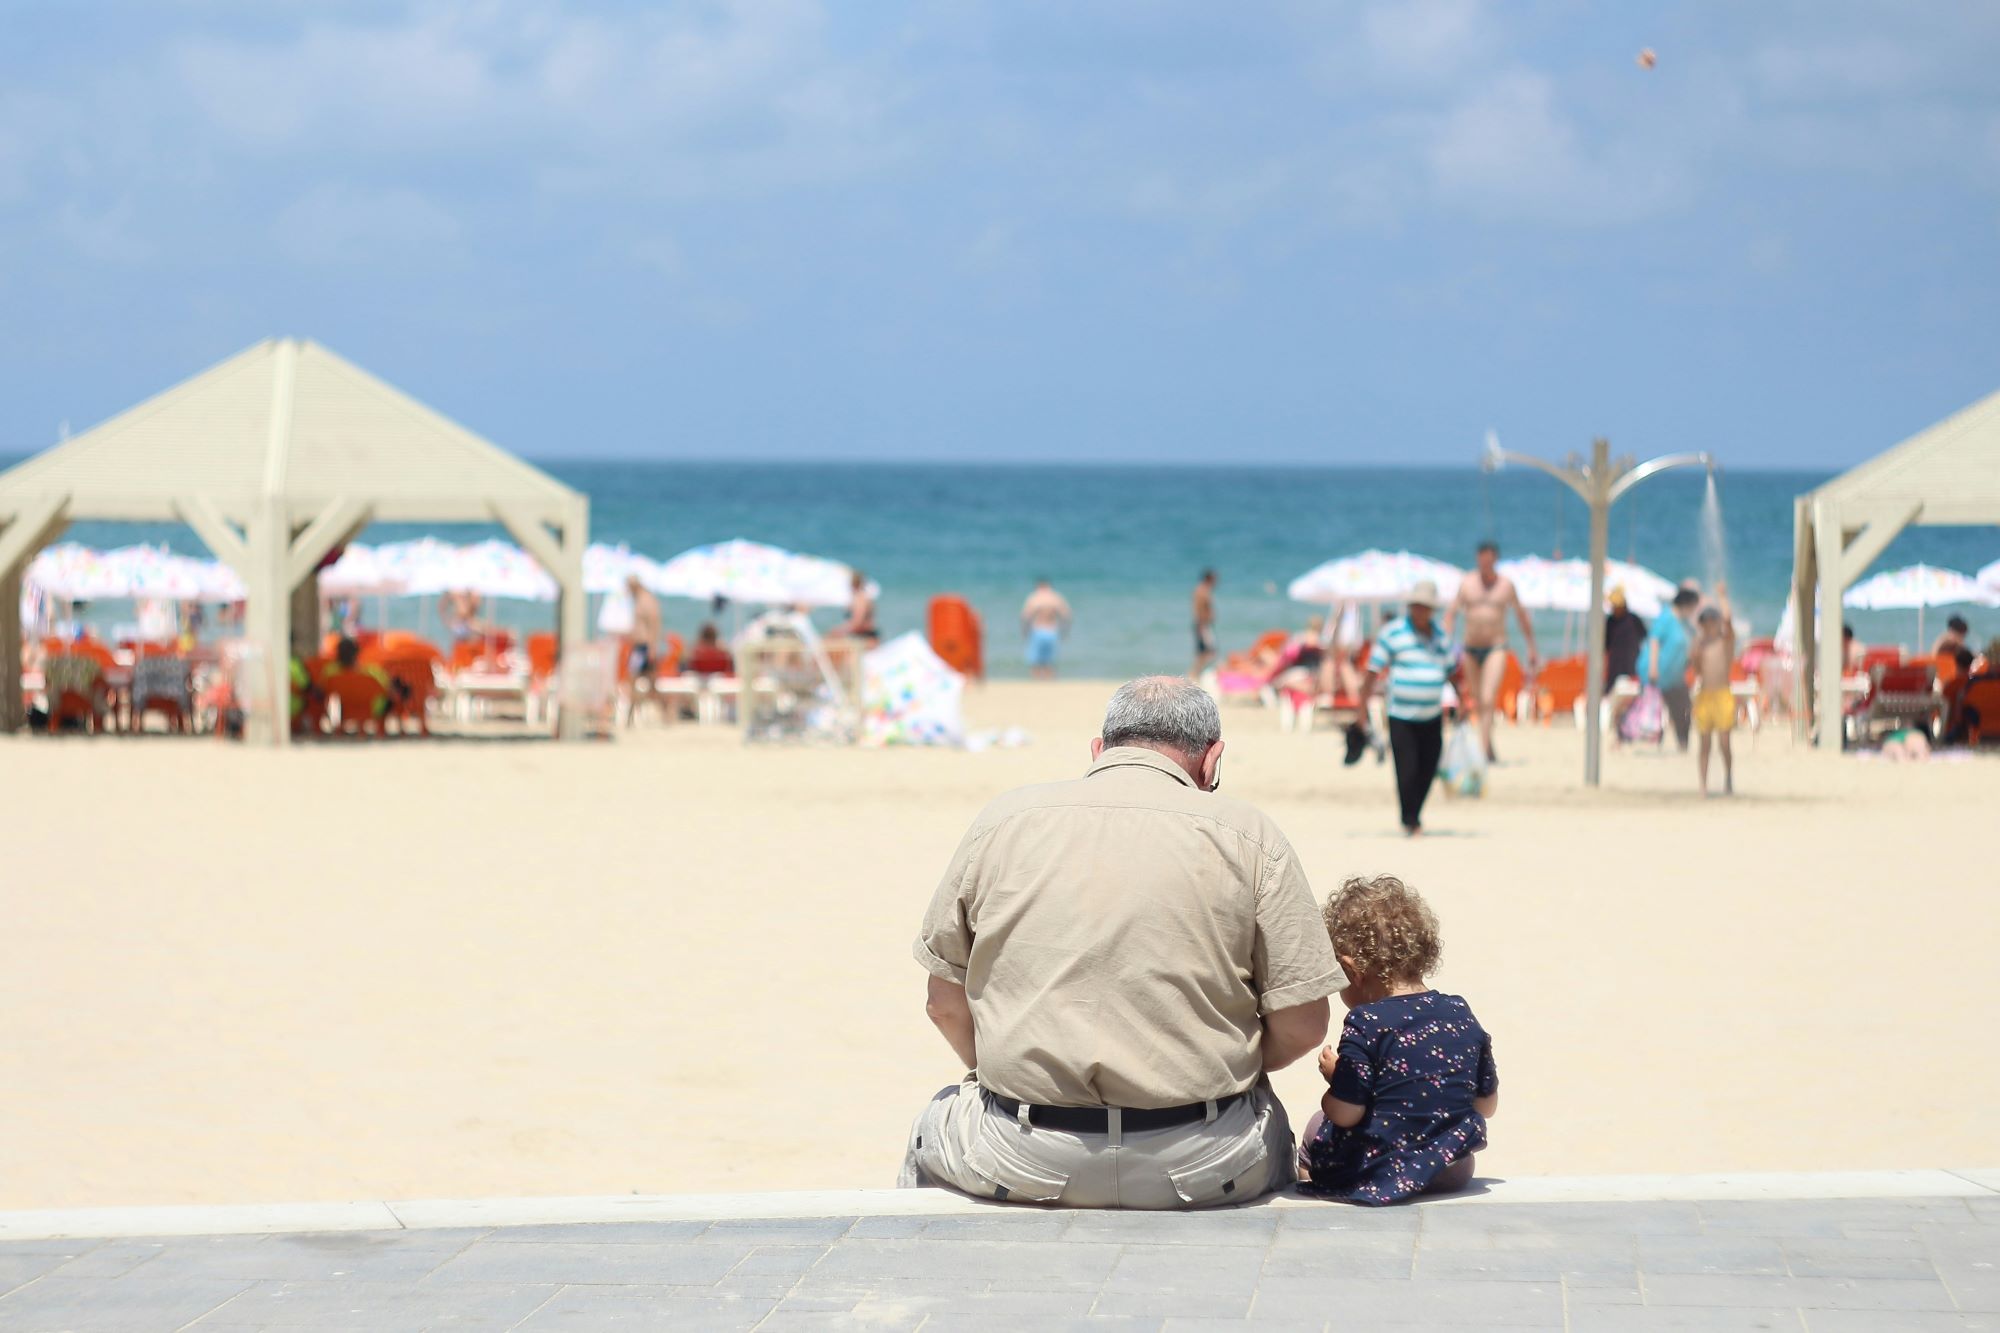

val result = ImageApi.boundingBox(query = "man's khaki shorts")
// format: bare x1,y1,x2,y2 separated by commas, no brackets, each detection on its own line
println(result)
897,1075,1295,1210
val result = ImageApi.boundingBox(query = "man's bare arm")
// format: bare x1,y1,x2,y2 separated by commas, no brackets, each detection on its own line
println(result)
1262,997,1331,1071
925,975,977,1070
1510,586,1538,661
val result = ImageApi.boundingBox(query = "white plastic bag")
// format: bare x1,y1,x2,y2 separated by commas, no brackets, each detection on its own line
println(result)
1439,723,1487,798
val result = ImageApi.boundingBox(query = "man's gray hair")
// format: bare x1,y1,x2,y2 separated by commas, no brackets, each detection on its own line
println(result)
1101,675,1222,757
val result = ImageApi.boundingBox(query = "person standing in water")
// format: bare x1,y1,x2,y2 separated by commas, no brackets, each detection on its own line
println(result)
1021,579,1073,680
1191,569,1218,679
1443,542,1538,762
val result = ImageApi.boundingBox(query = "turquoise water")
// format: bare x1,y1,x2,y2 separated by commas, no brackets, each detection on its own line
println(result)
41,463,2000,677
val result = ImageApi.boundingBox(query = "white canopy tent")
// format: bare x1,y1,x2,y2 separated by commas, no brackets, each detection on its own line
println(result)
0,337,590,741
1792,384,2000,749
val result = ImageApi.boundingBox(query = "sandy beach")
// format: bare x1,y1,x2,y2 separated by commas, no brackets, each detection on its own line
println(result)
2,681,1996,1210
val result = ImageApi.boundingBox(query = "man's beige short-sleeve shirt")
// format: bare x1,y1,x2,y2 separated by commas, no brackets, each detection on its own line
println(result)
913,746,1344,1108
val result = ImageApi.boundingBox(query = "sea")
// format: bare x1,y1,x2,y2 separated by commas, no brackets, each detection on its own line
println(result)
40,462,2000,679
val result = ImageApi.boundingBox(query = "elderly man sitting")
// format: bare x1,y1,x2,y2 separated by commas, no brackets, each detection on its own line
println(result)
899,675,1344,1208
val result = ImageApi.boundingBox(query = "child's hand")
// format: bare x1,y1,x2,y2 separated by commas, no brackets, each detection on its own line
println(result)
1317,1044,1339,1081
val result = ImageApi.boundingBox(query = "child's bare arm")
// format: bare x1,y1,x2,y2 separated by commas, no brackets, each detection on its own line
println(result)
1474,1091,1499,1118
1323,1088,1367,1128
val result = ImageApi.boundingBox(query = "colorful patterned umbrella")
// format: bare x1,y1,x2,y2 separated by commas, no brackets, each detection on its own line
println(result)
1498,556,1676,617
27,543,244,602
1979,558,2000,603
1843,563,1994,611
652,538,874,607
1287,550,1464,604
584,543,663,595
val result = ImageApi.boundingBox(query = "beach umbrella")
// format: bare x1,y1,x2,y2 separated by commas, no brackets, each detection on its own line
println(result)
1498,556,1676,617
318,543,407,598
26,542,244,602
1842,563,1995,651
584,542,663,595
1975,558,2000,602
1286,550,1464,604
651,538,874,607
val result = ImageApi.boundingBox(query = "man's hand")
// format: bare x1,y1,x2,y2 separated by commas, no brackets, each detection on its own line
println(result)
1316,1044,1339,1081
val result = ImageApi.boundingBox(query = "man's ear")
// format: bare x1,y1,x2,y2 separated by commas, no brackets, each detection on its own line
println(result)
1090,736,1105,761
1201,739,1226,790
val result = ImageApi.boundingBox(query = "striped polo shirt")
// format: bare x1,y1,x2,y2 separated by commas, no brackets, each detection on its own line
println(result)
1367,616,1458,722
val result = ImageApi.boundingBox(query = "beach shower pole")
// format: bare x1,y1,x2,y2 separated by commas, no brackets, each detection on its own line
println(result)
1482,436,1713,787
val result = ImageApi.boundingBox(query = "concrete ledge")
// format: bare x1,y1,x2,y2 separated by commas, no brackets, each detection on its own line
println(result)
3,1168,1993,1242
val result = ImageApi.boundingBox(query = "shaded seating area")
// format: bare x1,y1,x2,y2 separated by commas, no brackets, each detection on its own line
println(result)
0,338,592,742
1793,383,2000,748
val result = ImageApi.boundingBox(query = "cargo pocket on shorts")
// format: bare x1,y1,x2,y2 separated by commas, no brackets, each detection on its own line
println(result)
964,1124,1070,1203
1165,1130,1270,1206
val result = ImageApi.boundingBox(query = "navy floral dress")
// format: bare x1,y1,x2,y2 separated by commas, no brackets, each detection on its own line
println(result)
1300,991,1497,1205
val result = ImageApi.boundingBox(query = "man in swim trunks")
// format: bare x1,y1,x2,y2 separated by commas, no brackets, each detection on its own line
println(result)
836,570,879,643
1021,578,1072,680
1443,542,1538,762
626,574,664,680
1191,569,1218,679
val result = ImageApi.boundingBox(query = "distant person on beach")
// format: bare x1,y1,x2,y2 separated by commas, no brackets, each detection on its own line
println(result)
687,622,733,677
1358,581,1459,837
1604,588,1647,746
1266,616,1327,695
1693,583,1736,796
1297,876,1497,1204
836,570,878,643
1444,542,1538,762
1191,569,1218,678
626,574,664,681
901,675,1342,1209
439,589,484,642
1934,615,1970,659
1649,587,1701,752
1841,625,1865,673
1020,579,1072,680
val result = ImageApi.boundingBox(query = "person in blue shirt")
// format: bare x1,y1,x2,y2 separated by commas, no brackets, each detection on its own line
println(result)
1359,581,1461,836
1648,586,1701,751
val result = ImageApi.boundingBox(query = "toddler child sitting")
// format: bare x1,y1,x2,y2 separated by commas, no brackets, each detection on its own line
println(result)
1297,874,1498,1204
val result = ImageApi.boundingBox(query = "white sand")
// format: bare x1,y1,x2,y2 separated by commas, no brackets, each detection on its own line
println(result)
2,682,1995,1208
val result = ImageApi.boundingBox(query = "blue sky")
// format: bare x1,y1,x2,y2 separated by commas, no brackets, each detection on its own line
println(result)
2,1,1996,467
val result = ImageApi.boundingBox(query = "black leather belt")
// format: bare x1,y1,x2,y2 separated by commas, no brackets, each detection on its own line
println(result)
985,1090,1248,1134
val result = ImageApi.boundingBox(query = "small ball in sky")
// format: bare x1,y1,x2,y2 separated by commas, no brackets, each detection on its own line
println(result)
1636,48,1657,70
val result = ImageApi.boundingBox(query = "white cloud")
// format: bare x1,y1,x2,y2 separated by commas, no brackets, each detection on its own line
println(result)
274,182,460,265
1358,0,1491,84
1422,69,1688,225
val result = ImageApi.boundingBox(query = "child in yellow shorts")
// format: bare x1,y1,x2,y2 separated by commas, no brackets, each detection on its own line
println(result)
1692,584,1736,796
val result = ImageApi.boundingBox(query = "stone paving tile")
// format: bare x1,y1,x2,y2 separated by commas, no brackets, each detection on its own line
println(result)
183,1276,557,1329
480,1220,707,1244
1254,1274,1564,1325
693,1217,856,1245
1089,1282,1253,1320
1064,1209,1280,1247
726,1242,827,1276
1568,1307,1803,1331
848,1283,1106,1322
1641,1272,1959,1311
113,1231,472,1284
809,1237,1121,1284
1565,1272,1646,1306
0,1240,100,1258
1941,1273,2000,1312
508,1284,775,1330
44,1238,170,1280
1805,1313,2000,1332
1259,1233,1415,1280
1415,1230,1637,1282
1109,1243,1268,1287
0,1252,72,1297
1161,1318,1325,1333
1700,1200,1975,1238
1635,1236,1789,1276
0,1274,253,1331
754,1306,928,1330
1271,1204,1422,1234
904,1211,1076,1241
427,1239,747,1286
1423,1202,1704,1236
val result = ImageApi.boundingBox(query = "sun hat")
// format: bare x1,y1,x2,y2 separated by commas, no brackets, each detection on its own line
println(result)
1609,585,1628,610
1405,579,1442,607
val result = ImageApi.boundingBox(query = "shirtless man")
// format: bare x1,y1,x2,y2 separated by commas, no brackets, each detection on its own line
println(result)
1191,569,1218,679
1443,542,1538,762
1021,579,1072,680
836,571,879,643
626,574,664,681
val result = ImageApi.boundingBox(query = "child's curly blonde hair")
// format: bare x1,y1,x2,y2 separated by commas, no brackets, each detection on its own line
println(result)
1323,875,1441,982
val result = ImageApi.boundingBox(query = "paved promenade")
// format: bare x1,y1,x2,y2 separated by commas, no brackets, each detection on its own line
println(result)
0,1174,1994,1330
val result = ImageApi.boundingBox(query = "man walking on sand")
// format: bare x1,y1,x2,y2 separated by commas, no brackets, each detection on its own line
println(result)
1191,569,1218,678
900,676,1342,1208
1444,541,1537,763
1020,578,1072,680
1359,581,1461,837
